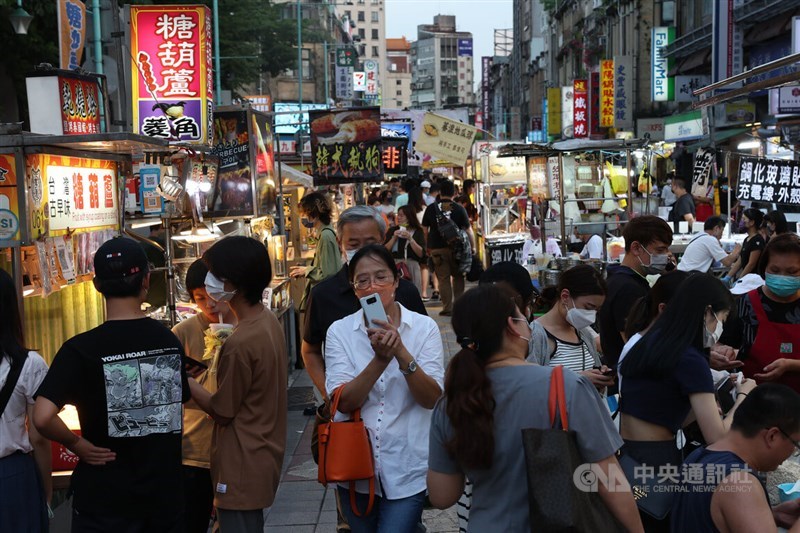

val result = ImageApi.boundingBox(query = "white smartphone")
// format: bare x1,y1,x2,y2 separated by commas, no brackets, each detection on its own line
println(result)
359,293,388,327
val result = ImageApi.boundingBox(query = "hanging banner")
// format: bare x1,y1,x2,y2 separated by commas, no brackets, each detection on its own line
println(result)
0,154,20,242
364,59,379,96
692,147,716,198
737,157,800,205
600,60,615,128
382,138,409,176
562,86,574,138
614,55,633,129
58,0,87,70
335,65,354,101
651,27,675,102
25,154,118,239
548,156,561,201
589,72,601,136
573,79,588,138
130,5,213,145
415,112,477,168
547,87,562,138
309,107,382,185
527,157,548,201
210,110,255,216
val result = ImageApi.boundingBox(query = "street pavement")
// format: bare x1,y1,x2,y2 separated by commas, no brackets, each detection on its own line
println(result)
267,296,462,533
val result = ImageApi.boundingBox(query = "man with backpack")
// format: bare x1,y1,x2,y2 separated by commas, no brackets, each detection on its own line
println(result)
422,180,474,316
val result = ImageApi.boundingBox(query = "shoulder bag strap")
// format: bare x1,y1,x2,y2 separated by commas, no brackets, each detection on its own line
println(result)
0,355,24,416
548,365,569,431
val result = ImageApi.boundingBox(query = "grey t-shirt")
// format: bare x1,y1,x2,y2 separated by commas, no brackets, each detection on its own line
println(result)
428,364,623,532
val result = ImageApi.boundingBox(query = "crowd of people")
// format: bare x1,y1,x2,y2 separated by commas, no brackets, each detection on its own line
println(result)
4,179,800,533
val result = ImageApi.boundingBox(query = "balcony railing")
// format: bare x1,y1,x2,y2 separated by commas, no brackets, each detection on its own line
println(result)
663,23,712,59
734,0,800,27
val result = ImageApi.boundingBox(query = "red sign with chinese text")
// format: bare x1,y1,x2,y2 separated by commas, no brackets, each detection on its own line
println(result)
600,60,615,128
59,76,101,135
573,79,588,138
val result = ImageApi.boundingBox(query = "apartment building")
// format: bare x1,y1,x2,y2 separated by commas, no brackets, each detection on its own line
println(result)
386,37,412,109
337,0,386,103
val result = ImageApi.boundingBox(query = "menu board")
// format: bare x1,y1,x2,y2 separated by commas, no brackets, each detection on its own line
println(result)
210,110,255,216
309,107,383,185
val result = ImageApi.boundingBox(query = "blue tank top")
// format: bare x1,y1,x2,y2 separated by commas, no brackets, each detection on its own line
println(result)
670,447,761,533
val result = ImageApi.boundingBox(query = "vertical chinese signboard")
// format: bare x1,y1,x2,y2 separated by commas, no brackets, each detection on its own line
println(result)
0,155,20,242
573,79,588,138
25,154,118,239
547,87,562,139
652,27,675,102
130,5,213,145
589,72,601,136
614,56,633,130
527,157,548,202
309,107,383,185
57,0,86,70
737,157,800,205
60,75,101,134
600,60,615,128
382,138,408,176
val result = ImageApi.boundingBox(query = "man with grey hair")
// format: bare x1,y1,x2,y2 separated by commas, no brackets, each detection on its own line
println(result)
301,205,426,532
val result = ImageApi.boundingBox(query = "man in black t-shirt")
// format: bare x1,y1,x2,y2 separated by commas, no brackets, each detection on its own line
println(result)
34,237,189,532
669,176,696,233
421,180,475,316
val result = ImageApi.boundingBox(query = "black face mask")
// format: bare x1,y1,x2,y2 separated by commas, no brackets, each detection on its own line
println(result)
301,217,315,229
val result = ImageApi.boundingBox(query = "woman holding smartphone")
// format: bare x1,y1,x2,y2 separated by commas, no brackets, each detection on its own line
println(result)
325,244,444,533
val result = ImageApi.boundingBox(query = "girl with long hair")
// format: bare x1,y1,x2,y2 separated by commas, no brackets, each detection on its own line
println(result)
619,273,756,531
729,208,765,280
528,264,613,391
0,269,51,531
427,285,643,532
385,204,426,294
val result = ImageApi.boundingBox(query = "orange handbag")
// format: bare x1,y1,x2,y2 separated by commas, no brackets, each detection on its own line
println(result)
317,385,375,516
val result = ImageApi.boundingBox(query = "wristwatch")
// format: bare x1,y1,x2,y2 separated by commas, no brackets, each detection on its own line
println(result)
400,359,418,376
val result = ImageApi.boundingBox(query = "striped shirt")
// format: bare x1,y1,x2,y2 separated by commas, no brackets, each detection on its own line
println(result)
546,330,593,373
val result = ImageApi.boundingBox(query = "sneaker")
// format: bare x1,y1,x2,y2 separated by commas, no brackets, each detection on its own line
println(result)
432,291,440,300
422,296,431,302
439,310,452,316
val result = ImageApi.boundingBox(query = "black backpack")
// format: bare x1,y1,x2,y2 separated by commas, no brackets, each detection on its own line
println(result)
434,202,460,243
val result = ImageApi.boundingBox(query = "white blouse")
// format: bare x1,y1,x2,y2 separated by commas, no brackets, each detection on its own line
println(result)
0,351,48,458
326,304,445,500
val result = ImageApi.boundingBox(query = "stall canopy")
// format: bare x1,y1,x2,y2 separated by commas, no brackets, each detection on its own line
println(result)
684,128,748,151
497,138,649,157
280,162,313,188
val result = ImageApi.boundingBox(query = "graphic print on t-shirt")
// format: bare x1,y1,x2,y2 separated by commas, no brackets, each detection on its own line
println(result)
102,347,183,438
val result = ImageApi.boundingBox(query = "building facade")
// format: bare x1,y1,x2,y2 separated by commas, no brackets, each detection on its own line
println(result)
410,15,475,110
336,0,386,103
386,37,412,109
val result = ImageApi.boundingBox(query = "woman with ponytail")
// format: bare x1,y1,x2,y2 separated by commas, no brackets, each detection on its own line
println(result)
427,285,643,532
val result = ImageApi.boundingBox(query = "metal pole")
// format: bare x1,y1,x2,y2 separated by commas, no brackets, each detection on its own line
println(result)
558,152,566,256
324,41,330,105
91,0,107,132
297,0,303,112
213,0,222,105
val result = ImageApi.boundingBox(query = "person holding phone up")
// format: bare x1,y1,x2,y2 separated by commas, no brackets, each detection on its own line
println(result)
325,244,444,533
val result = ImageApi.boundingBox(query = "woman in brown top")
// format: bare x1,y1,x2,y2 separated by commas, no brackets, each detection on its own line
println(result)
189,237,287,533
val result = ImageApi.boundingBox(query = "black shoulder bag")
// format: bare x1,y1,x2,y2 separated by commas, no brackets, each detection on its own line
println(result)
0,355,25,416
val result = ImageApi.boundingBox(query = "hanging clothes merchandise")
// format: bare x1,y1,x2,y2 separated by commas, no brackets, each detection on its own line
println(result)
605,162,628,209
742,291,800,392
601,176,622,214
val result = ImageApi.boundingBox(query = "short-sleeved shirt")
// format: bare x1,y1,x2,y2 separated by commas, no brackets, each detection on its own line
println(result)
725,288,800,360
670,193,696,231
210,308,287,510
620,343,714,434
421,199,470,249
303,265,427,346
0,351,48,457
325,305,444,499
738,234,766,273
35,318,190,516
172,313,217,469
678,233,728,273
579,234,604,259
428,365,623,532
386,226,426,263
598,265,650,367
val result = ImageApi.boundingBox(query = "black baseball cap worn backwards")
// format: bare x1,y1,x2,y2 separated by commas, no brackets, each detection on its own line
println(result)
94,237,149,281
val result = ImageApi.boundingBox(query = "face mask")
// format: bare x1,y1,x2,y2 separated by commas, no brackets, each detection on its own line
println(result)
343,249,358,264
703,311,724,348
510,318,531,343
566,300,597,330
765,273,800,297
301,217,315,229
639,246,670,275
204,272,237,302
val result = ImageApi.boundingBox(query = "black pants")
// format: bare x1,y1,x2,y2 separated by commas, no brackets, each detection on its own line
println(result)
183,465,214,533
72,508,183,533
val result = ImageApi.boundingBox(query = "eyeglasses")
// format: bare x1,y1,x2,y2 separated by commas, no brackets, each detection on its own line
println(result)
352,273,394,291
779,428,800,457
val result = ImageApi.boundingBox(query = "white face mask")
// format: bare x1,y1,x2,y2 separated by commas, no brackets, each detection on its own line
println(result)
639,246,670,275
703,311,724,348
343,249,358,264
565,300,597,330
204,272,237,303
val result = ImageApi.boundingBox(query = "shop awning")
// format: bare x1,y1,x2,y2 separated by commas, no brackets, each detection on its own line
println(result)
684,128,748,150
280,162,313,188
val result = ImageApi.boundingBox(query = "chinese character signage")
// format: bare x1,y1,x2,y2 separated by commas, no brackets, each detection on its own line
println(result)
58,0,86,70
309,107,383,185
547,88,562,139
652,27,675,102
562,86,574,138
692,148,716,199
130,5,213,145
675,75,711,102
458,39,473,57
364,60,379,97
25,154,118,239
0,154,20,241
382,138,408,176
527,157,548,202
777,86,800,114
589,72,601,136
336,46,357,67
336,66,354,101
353,71,367,92
415,112,477,168
59,75,101,135
600,60,615,128
614,55,633,130
210,110,255,216
712,0,744,86
737,157,800,205
573,79,588,138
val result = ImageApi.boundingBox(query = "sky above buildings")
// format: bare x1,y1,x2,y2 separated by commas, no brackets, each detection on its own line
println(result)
385,0,513,84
